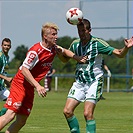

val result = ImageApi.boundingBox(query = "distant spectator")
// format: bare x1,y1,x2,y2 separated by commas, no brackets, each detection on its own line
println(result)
0,38,11,101
103,60,111,77
100,60,112,100
44,67,56,91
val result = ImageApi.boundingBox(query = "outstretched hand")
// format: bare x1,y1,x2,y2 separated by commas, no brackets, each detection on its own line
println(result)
36,85,47,98
124,36,133,48
55,45,64,54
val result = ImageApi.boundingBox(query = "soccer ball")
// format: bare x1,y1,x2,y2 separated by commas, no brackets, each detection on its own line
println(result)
66,7,83,25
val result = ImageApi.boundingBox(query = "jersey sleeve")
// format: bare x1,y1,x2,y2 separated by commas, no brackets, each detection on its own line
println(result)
96,39,115,55
69,44,74,52
69,39,80,53
22,51,39,70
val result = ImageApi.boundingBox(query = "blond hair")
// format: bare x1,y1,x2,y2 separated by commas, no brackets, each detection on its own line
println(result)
41,22,59,39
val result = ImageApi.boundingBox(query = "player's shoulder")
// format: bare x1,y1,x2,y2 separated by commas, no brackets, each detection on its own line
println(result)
69,39,80,50
29,42,41,51
72,38,80,43
0,51,3,58
31,42,41,48
71,38,80,46
91,36,109,46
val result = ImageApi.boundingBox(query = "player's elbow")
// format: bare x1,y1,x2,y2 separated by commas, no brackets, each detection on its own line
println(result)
113,49,126,58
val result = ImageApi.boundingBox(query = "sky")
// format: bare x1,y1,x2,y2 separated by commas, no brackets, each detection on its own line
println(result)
0,0,132,60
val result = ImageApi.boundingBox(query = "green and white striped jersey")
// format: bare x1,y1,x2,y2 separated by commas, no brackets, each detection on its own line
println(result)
0,51,9,90
69,36,115,84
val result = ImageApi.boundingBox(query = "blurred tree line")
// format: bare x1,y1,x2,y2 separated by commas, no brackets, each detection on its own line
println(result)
9,36,133,75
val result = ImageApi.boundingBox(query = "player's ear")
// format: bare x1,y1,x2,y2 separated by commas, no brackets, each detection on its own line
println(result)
43,34,47,40
89,28,91,32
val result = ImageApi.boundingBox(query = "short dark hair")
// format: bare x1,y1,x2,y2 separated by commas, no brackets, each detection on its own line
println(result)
78,19,91,30
82,19,91,30
2,38,11,45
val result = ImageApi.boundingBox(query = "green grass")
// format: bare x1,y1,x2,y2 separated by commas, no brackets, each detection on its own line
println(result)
0,91,133,133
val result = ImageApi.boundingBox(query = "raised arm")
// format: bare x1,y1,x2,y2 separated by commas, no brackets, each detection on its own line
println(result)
56,45,87,63
21,66,47,98
113,37,133,58
0,74,12,83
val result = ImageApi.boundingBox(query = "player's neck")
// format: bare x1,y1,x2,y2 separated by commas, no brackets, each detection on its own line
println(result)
42,41,53,49
2,51,8,56
82,39,91,46
81,35,91,46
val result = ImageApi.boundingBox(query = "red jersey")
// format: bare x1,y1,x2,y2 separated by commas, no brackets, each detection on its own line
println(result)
14,42,56,84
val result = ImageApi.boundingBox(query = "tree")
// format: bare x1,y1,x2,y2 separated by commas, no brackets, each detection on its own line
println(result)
13,45,28,61
57,36,77,48
10,45,28,69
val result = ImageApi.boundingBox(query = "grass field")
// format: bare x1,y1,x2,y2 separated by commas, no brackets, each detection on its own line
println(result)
0,91,132,133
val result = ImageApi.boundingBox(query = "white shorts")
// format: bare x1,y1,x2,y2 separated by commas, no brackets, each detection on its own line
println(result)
67,77,103,104
0,88,10,101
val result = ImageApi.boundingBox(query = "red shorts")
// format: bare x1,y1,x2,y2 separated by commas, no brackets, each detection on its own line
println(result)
4,79,34,116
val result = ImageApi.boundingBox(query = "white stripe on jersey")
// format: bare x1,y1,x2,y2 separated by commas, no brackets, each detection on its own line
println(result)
21,51,39,70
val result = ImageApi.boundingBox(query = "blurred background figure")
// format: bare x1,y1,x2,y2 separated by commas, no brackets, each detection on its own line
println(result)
100,60,112,100
104,63,111,78
44,67,56,92
0,38,11,101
